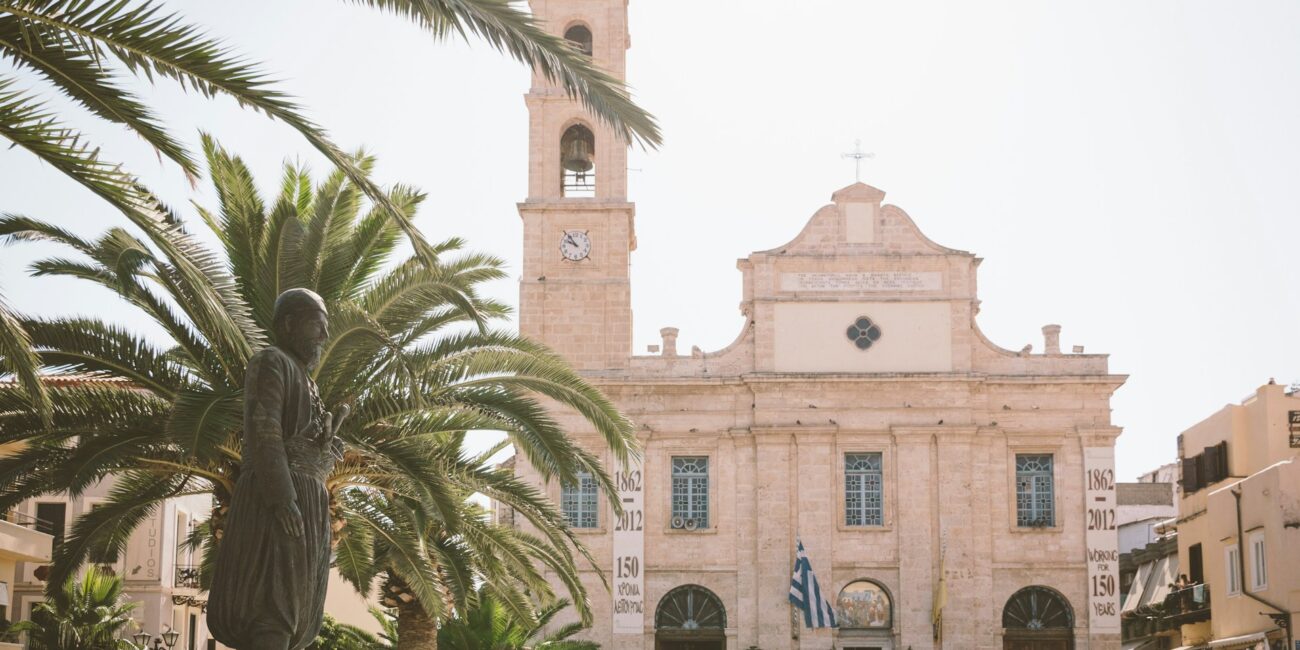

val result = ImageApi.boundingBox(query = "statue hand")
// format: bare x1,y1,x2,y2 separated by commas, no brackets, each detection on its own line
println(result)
276,502,304,538
320,405,350,445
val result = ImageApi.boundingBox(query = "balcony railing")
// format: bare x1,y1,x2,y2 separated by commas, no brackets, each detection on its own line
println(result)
174,565,202,589
1162,584,1211,625
1,510,48,530
1122,582,1212,642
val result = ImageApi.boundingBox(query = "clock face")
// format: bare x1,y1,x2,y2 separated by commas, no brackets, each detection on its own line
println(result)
559,230,591,261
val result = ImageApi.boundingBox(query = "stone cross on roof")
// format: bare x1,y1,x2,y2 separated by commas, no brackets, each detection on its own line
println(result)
841,139,875,183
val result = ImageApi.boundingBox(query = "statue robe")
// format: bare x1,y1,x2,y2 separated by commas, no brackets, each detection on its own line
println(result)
209,346,335,650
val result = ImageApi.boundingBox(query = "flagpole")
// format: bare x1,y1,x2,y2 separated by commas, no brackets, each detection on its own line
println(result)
791,432,800,642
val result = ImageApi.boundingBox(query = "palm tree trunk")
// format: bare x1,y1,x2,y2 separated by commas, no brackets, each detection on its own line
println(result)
397,603,437,650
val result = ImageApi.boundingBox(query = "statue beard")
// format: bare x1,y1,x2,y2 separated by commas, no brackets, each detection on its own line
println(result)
287,334,324,370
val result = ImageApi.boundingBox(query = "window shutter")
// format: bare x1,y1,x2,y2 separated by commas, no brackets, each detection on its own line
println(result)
1181,456,1200,493
1203,445,1222,483
1217,441,1229,479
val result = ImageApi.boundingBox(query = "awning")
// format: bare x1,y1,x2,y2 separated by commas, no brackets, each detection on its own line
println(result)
1122,639,1159,650
1205,632,1268,649
1139,555,1179,609
1171,631,1271,650
1122,561,1154,613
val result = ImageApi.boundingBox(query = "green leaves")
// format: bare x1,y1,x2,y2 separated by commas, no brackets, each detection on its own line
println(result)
10,565,140,650
353,0,661,147
0,292,49,426
2,140,638,635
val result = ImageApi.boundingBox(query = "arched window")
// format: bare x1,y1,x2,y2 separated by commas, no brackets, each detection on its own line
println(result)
836,580,892,629
564,24,593,55
1002,586,1073,630
655,585,726,630
560,123,596,197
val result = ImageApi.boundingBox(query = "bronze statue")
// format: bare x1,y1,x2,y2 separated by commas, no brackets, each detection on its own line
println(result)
209,289,344,650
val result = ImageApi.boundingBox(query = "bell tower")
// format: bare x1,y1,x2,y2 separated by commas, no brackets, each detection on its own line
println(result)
518,0,634,371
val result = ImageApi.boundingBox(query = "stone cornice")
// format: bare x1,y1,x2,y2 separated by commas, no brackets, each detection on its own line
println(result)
1078,426,1123,447
517,200,635,213
891,425,978,440
751,424,839,437
586,372,1128,387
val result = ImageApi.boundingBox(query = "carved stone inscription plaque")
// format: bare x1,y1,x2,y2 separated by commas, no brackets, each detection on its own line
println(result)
781,272,942,292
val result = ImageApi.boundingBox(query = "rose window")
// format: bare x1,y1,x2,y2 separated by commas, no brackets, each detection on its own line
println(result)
845,316,883,350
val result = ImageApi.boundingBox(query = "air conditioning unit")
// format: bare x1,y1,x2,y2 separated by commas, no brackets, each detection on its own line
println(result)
671,516,685,529
684,518,698,531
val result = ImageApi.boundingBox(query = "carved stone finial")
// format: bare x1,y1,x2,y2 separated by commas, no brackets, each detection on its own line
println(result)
660,327,679,357
1042,324,1061,355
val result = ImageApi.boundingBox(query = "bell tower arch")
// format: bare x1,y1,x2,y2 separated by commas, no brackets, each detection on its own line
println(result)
518,0,635,371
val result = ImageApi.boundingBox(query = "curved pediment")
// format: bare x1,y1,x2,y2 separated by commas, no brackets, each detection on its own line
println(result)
755,183,970,257
624,182,1110,380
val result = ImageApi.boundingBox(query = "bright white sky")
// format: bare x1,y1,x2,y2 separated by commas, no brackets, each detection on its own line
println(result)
2,1,1298,480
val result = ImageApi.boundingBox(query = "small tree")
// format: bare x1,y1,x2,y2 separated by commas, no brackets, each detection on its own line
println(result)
11,566,139,650
437,585,599,650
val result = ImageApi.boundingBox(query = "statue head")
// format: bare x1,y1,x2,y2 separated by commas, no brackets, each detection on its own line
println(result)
272,288,329,369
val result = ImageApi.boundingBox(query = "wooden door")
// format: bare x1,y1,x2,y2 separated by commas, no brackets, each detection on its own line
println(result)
656,638,724,650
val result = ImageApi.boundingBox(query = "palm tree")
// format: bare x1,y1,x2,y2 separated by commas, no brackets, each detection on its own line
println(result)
0,0,660,264
0,138,636,645
343,438,601,650
309,613,384,650
0,292,48,424
309,608,397,650
437,584,598,650
10,566,140,650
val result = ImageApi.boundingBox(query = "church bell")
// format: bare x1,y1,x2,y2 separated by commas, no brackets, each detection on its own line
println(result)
562,137,594,173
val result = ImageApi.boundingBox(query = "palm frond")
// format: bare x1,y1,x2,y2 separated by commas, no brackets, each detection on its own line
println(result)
22,317,190,398
5,0,441,265
46,470,189,591
0,13,197,178
352,0,661,147
0,74,152,215
165,387,241,459
0,291,49,425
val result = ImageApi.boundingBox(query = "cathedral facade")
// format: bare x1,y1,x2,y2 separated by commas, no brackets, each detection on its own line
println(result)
512,2,1126,649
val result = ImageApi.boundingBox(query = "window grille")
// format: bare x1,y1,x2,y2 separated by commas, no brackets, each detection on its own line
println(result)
560,471,598,529
845,453,884,526
1015,454,1054,527
671,456,709,529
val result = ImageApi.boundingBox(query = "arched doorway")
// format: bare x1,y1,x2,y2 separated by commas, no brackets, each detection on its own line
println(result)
1002,586,1074,650
655,584,726,650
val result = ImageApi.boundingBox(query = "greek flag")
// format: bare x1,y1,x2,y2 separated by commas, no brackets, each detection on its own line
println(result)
788,538,837,628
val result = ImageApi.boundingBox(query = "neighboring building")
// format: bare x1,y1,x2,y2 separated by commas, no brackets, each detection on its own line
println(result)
0,475,53,650
1119,534,1181,650
9,480,214,650
1138,463,1180,488
1169,382,1299,650
0,377,214,649
1118,482,1177,556
1117,481,1181,650
510,2,1128,649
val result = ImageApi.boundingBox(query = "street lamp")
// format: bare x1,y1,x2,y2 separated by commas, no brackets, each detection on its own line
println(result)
127,625,179,650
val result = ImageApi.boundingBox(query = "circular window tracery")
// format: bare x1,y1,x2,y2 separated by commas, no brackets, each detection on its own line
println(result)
655,584,726,630
846,316,883,350
1002,586,1073,630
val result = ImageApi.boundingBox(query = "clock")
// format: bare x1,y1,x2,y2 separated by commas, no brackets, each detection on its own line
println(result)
559,230,591,261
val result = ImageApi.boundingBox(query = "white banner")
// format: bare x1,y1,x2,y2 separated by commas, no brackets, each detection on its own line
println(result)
1083,447,1120,632
612,460,645,634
